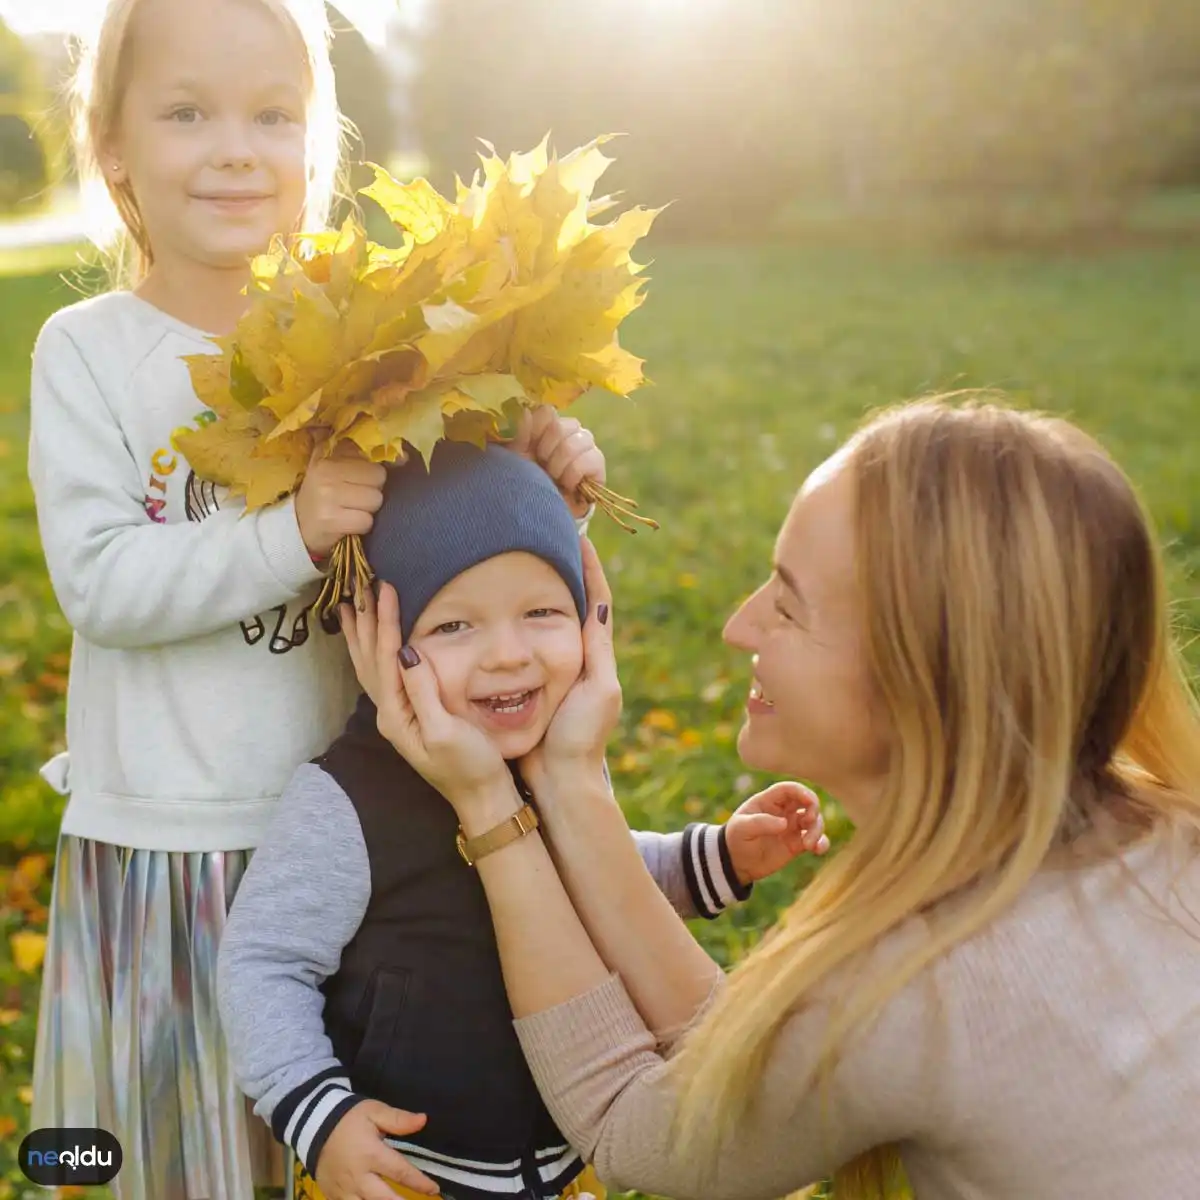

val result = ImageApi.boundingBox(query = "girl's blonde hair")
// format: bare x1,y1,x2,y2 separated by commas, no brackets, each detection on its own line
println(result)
670,396,1200,1198
68,0,346,289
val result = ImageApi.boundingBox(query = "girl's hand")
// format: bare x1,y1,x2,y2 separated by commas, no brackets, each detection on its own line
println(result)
520,538,622,793
366,583,513,815
509,405,605,518
296,443,387,561
724,782,830,887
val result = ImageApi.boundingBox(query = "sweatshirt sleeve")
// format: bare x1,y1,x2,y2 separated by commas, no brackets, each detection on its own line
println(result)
27,320,323,650
216,763,372,1177
632,825,751,920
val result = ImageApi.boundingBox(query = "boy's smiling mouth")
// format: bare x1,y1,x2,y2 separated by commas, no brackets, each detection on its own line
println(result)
472,687,543,732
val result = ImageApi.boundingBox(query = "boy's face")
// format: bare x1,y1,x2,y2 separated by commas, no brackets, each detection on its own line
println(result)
409,553,584,761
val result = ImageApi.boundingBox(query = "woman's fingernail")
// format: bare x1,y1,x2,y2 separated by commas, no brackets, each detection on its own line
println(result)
597,603,609,626
400,645,421,669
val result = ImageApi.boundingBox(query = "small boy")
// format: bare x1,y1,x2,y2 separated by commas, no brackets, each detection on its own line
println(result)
217,443,816,1200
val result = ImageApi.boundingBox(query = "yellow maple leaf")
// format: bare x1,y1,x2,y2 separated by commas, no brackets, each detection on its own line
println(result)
11,929,47,974
361,167,454,245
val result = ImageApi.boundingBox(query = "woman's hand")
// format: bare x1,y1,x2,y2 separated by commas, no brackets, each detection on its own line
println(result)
521,538,622,795
363,583,515,820
341,586,382,706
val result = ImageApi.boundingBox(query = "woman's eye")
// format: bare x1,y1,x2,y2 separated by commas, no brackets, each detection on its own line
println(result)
774,601,793,623
433,620,466,635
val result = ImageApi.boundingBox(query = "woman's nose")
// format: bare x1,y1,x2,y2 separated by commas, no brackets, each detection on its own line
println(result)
724,590,763,650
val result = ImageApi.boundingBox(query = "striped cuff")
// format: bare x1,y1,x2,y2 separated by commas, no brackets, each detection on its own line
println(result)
271,1066,365,1176
682,822,752,919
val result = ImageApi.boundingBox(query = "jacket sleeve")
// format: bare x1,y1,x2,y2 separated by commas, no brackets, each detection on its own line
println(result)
632,824,752,920
216,764,372,1176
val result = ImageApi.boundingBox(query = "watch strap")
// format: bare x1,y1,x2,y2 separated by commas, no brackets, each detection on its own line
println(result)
456,803,539,866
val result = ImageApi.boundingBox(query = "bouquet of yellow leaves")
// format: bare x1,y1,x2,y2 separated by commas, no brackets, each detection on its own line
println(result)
174,135,660,618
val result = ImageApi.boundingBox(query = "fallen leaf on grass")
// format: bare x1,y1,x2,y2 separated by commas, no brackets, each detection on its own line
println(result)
17,1084,32,1104
641,709,678,733
10,930,47,974
0,1009,20,1025
0,1115,15,1138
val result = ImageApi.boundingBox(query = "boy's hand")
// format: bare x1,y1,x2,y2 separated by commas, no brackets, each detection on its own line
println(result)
296,444,387,561
314,1100,437,1200
509,405,605,518
725,782,830,887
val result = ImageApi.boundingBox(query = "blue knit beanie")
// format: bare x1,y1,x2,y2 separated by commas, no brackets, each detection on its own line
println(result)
363,441,587,643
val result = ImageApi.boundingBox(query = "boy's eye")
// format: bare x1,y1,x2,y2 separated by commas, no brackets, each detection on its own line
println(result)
527,608,555,619
432,620,467,635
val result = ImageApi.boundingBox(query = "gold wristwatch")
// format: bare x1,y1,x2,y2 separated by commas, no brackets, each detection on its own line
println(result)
456,803,539,867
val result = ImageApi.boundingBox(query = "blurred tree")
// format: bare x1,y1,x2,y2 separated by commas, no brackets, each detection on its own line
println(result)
412,0,1200,241
327,4,396,183
0,18,55,211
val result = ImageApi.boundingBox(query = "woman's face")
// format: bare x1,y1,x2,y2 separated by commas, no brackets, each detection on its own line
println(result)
723,453,891,819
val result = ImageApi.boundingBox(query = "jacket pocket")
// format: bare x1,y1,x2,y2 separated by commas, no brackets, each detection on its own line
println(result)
351,966,412,1095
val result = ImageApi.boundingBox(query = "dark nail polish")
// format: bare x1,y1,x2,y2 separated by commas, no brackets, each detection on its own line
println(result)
400,645,421,669
597,603,609,626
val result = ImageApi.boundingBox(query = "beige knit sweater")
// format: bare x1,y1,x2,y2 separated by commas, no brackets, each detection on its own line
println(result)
514,831,1200,1200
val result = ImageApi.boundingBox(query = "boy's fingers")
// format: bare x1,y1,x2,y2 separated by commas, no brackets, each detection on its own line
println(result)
370,1146,439,1195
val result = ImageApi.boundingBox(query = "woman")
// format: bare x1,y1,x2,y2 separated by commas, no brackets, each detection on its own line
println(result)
350,398,1200,1200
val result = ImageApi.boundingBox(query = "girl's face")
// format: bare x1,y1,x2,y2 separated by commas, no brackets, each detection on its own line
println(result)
110,0,309,275
409,554,585,762
723,454,891,821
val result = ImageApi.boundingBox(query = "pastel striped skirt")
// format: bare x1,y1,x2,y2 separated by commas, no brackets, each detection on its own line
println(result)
31,833,284,1200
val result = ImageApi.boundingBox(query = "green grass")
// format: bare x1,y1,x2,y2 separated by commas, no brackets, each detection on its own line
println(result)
2,240,1200,1195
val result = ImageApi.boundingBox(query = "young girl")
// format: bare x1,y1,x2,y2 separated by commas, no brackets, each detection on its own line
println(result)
27,2,608,1197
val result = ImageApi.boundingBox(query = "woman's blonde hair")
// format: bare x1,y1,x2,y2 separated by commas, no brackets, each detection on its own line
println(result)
671,396,1200,1198
68,0,346,289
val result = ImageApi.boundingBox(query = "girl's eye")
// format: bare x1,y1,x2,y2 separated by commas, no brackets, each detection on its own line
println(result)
170,106,200,123
258,109,292,127
433,620,466,636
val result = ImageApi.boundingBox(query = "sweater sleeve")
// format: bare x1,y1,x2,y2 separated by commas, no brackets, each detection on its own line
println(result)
632,825,751,920
27,320,322,650
514,955,939,1200
216,764,372,1177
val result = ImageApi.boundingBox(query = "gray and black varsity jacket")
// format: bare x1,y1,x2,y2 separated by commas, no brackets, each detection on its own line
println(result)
216,704,748,1199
